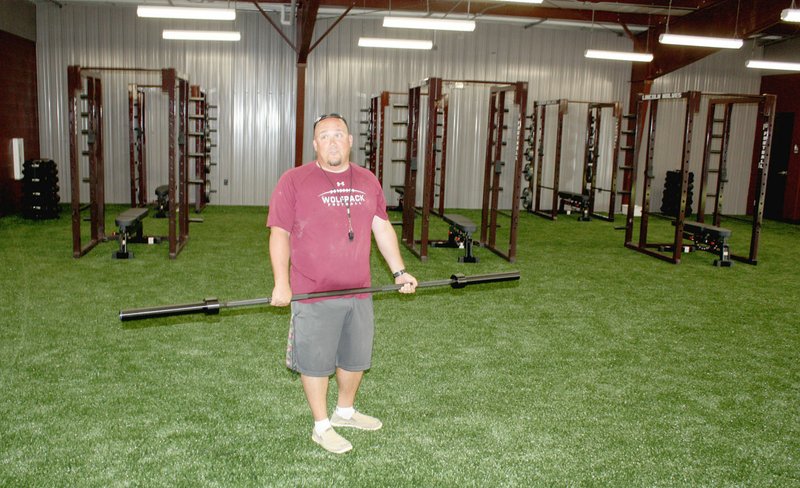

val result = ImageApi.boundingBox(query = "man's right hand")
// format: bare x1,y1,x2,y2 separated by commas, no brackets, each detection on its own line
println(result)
271,283,292,307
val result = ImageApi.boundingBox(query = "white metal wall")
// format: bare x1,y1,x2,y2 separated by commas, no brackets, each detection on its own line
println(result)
35,3,763,210
306,18,632,210
36,3,296,207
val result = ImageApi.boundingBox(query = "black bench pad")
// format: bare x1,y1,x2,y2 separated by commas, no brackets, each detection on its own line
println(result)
116,207,149,229
681,221,732,238
442,213,477,233
558,191,589,202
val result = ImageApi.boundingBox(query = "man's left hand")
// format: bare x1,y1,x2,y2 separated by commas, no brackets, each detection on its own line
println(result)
396,273,418,294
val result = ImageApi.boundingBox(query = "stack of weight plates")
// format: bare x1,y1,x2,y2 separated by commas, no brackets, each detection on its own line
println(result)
660,170,694,219
22,159,60,219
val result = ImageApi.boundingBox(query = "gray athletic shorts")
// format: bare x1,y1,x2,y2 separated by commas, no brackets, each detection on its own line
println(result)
286,296,374,377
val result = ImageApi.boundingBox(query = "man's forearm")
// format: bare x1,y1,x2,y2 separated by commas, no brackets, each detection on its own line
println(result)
372,218,406,274
269,227,291,286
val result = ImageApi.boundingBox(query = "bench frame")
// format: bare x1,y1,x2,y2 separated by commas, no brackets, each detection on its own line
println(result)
680,221,732,267
557,191,591,221
430,213,478,263
113,207,156,259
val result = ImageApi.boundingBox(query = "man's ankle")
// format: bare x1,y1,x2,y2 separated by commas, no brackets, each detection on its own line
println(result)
314,418,331,435
335,405,355,420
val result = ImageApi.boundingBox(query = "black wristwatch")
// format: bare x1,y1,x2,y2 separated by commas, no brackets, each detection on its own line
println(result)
392,269,406,278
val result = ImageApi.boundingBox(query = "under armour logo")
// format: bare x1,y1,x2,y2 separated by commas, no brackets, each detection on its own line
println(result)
337,181,345,187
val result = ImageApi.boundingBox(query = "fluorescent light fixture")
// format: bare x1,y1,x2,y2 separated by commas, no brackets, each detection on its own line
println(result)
502,0,544,3
746,59,800,71
659,33,743,49
162,30,241,41
585,49,653,62
358,37,433,50
137,6,236,21
383,16,476,32
781,8,800,22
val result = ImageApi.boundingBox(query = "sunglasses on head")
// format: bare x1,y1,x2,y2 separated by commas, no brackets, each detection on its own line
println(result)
313,113,349,130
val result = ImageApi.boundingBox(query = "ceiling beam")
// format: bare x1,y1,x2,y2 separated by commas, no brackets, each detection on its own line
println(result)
580,0,710,8
256,0,665,27
632,0,786,82
296,0,321,64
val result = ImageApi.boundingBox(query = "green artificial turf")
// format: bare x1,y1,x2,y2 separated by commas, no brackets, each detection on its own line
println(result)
1,205,798,486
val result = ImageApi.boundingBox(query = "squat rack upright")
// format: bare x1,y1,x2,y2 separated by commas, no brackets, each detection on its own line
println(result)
67,66,105,257
68,66,192,259
697,93,776,264
624,90,776,265
481,81,528,263
624,91,702,264
400,78,526,263
361,91,410,208
401,77,444,261
528,98,623,221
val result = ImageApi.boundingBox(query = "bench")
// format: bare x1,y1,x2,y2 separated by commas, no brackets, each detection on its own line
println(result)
558,191,591,221
114,208,149,259
442,213,478,263
676,220,732,266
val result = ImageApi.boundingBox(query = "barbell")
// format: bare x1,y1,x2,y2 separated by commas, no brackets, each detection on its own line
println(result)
119,271,520,322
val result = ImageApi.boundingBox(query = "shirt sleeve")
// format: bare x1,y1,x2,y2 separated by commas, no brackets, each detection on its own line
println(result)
266,171,296,232
373,175,389,221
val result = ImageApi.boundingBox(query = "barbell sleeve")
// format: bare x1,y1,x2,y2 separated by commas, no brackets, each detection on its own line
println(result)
119,271,519,321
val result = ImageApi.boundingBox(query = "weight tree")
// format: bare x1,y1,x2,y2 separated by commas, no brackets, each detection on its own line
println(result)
586,102,623,221
188,85,217,213
129,83,147,208
697,93,776,264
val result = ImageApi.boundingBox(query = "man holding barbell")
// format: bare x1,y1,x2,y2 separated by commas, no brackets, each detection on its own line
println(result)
267,113,417,454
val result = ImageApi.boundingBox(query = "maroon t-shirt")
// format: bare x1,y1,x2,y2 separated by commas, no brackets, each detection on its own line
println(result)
267,161,389,300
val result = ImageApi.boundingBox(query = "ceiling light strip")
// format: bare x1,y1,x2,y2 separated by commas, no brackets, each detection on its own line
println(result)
358,37,433,50
138,6,236,21
781,8,800,22
585,49,653,62
383,16,476,32
162,30,241,41
659,33,743,49
746,59,800,71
